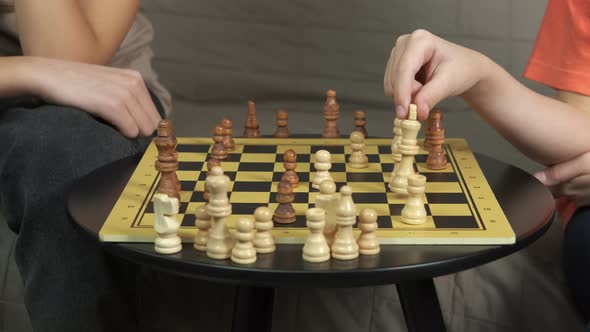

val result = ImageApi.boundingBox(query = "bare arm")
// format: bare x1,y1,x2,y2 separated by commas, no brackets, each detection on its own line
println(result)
15,0,139,64
463,59,590,165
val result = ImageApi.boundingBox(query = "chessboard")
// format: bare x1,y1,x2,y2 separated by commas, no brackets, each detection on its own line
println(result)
100,137,515,245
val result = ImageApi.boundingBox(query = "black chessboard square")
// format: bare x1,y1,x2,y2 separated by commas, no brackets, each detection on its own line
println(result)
311,145,345,155
424,173,458,182
352,193,388,204
177,144,210,153
238,163,275,172
345,154,380,163
378,145,391,154
198,171,237,181
272,172,310,182
270,192,309,203
190,191,206,203
275,154,311,163
181,214,196,227
414,155,427,163
242,145,277,154
232,181,272,192
180,181,197,191
389,204,432,216
206,153,242,162
432,216,479,228
346,172,384,183
274,215,306,228
233,203,266,215
425,193,467,204
381,163,394,172
178,162,203,171
310,163,346,173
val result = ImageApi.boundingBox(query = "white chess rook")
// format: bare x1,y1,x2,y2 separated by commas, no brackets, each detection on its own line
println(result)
332,186,359,260
153,193,182,254
302,208,331,263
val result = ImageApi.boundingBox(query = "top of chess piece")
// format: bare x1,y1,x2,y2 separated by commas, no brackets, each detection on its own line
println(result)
220,116,235,151
428,109,444,134
211,124,228,160
319,179,336,196
244,100,262,138
315,149,331,165
353,110,368,138
206,166,232,217
155,119,178,164
281,149,299,187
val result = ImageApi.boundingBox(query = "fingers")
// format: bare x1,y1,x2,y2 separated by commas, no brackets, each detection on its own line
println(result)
535,152,590,186
123,70,161,135
392,30,437,118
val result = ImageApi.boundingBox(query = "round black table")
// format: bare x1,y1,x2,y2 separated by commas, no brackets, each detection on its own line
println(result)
68,152,554,332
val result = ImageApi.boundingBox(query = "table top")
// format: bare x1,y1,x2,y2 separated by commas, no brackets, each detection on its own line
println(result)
68,151,554,288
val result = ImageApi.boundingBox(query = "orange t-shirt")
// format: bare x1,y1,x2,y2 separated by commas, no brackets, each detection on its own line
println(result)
524,0,590,96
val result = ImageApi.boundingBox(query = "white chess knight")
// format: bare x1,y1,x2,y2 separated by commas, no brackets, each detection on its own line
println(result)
153,193,182,254
312,150,334,189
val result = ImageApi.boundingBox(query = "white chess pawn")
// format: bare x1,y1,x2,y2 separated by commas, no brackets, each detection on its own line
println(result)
390,105,421,194
193,205,211,252
253,206,276,254
357,208,380,255
332,186,359,260
153,193,182,254
231,217,257,264
400,174,427,225
314,180,338,246
389,117,403,181
206,166,234,259
349,131,368,168
312,150,334,189
303,208,331,263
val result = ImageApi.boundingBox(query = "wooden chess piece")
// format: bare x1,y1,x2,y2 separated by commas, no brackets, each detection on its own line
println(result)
203,158,221,202
153,193,182,254
322,89,340,138
253,206,275,254
390,105,421,194
349,131,368,168
400,174,427,225
357,208,380,255
193,205,211,252
314,180,338,246
281,149,299,188
312,150,334,189
231,217,257,264
273,180,296,224
332,186,359,260
423,110,434,149
155,119,180,200
388,117,403,188
274,109,290,138
353,110,368,138
426,109,448,170
244,100,262,138
302,208,331,263
211,124,228,160
206,166,234,259
220,117,235,152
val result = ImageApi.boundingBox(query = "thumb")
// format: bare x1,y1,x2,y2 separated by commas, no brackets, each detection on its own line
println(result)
535,154,589,186
413,75,450,120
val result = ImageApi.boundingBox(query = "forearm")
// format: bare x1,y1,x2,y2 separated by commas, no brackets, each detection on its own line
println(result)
15,0,138,65
0,56,40,97
463,57,590,165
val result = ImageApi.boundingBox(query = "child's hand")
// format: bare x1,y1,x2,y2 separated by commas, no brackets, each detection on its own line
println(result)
535,151,590,208
384,29,491,120
28,57,161,138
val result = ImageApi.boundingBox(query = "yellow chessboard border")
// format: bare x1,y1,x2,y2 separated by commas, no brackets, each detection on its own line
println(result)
100,138,515,245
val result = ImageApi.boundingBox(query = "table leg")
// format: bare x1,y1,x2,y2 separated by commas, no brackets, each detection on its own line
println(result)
396,279,446,332
231,286,275,332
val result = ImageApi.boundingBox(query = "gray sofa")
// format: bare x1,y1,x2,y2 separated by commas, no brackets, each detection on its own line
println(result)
1,0,585,331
